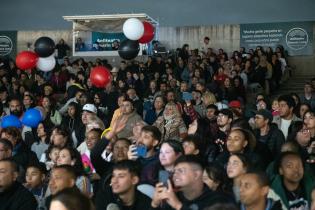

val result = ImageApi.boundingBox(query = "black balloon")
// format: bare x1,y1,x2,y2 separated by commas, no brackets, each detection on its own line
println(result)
118,39,140,60
34,37,55,57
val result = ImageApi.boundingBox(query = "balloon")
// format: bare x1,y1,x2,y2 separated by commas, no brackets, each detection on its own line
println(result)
1,115,22,128
34,37,55,57
22,108,42,128
90,66,111,88
36,55,56,72
16,51,39,70
139,22,155,43
123,18,144,40
118,39,140,60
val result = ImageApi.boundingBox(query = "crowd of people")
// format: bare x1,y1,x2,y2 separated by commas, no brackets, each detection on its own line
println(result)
0,39,315,210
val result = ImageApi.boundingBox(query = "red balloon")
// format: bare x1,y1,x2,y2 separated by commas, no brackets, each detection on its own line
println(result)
90,66,111,88
16,51,39,70
139,21,155,44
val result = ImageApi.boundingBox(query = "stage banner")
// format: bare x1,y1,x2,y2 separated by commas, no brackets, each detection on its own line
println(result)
240,22,313,56
0,31,17,58
91,32,126,51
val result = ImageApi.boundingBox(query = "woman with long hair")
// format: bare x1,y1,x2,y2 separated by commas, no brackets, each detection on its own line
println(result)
141,139,184,185
42,96,62,126
50,126,73,149
153,102,187,142
203,163,232,195
144,95,166,125
226,153,251,203
57,146,92,196
31,122,51,160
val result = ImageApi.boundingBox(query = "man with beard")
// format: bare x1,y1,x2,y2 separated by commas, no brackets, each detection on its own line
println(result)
0,159,37,210
9,97,37,145
9,97,23,118
127,125,161,182
215,109,233,152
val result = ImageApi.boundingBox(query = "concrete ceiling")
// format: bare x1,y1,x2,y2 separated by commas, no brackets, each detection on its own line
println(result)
1,0,315,30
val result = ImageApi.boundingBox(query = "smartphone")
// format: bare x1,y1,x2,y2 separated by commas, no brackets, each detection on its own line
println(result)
158,170,170,188
136,145,147,158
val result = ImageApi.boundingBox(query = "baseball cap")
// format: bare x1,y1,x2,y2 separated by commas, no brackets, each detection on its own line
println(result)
218,109,233,119
110,67,119,73
82,104,97,114
255,109,273,123
215,102,228,110
229,100,241,109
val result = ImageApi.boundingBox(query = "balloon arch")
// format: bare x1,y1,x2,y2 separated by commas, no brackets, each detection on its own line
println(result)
63,13,159,58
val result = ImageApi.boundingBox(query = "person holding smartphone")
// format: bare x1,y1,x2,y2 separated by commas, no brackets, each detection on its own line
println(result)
143,140,184,186
151,155,232,210
127,125,161,168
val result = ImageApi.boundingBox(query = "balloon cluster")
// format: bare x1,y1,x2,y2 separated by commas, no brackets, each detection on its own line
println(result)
119,18,155,60
89,19,155,88
16,37,56,72
1,108,43,129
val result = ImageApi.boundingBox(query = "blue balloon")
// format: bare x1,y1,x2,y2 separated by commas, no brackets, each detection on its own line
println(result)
22,108,42,128
1,115,22,128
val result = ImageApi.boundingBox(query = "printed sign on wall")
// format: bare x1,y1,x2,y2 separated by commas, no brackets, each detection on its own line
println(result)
0,31,17,58
240,22,313,56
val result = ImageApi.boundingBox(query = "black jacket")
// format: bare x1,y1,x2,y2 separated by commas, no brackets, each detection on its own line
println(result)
0,182,37,210
150,186,232,210
90,138,113,179
90,138,114,194
95,186,152,210
254,123,285,158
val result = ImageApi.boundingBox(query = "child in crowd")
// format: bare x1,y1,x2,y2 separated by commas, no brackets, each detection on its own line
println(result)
41,145,60,171
271,98,279,116
25,163,48,209
81,128,102,176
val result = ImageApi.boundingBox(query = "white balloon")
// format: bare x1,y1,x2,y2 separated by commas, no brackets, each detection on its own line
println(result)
123,18,144,40
36,55,56,72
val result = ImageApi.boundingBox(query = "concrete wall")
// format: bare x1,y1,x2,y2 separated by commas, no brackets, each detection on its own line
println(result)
16,23,315,76
17,30,72,52
158,25,240,51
